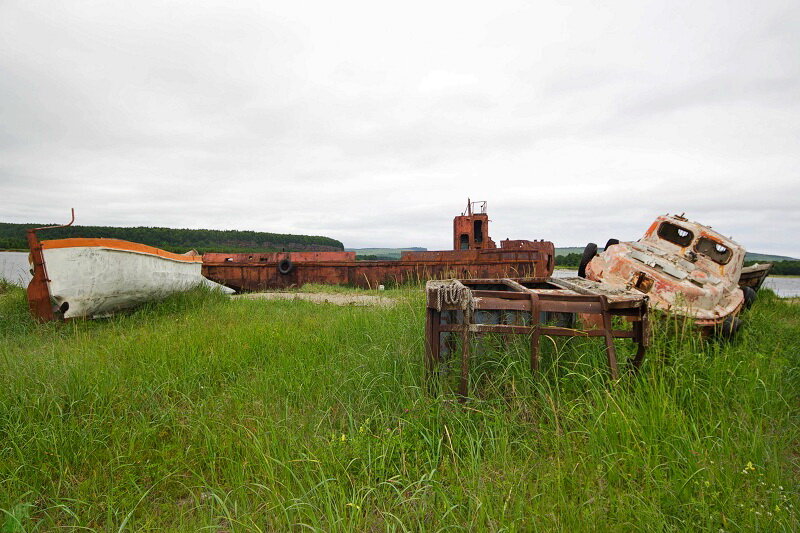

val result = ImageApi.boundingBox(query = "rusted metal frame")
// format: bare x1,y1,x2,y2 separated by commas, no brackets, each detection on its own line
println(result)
424,306,443,394
460,305,472,400
534,292,623,381
503,278,531,292
460,278,531,291
26,230,54,322
545,277,598,294
629,302,648,370
425,278,649,399
471,298,635,380
438,324,639,339
472,296,607,315
26,209,75,322
467,293,643,321
469,290,532,299
598,295,620,380
424,307,440,372
529,291,541,373
436,303,631,393
600,305,646,314
460,277,534,285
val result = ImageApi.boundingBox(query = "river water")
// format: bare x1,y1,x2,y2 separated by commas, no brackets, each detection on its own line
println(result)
0,251,31,287
2,251,799,297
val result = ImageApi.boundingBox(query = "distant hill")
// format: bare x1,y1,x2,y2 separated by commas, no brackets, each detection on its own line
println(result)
556,247,796,261
347,247,427,260
744,253,798,262
555,247,587,256
0,222,343,254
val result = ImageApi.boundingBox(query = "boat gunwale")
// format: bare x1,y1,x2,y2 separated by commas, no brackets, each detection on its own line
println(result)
41,238,202,263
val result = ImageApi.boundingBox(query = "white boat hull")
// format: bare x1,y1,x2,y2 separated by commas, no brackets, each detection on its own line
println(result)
38,239,232,319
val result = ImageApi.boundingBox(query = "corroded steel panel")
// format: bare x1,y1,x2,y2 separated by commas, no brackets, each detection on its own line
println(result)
26,230,54,322
203,251,356,263
202,251,554,292
25,209,76,322
452,199,496,250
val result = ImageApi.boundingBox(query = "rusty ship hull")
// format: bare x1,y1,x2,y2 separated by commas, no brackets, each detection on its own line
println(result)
202,245,554,292
202,200,555,292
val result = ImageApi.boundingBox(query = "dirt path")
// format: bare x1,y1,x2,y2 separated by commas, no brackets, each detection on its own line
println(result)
233,292,396,307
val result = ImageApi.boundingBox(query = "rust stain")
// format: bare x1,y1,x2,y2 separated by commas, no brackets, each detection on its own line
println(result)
26,209,76,322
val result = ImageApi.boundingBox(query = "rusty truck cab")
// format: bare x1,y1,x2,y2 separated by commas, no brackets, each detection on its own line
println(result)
585,214,747,332
640,215,745,287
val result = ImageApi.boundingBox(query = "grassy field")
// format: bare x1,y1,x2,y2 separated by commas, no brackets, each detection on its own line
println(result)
0,283,798,531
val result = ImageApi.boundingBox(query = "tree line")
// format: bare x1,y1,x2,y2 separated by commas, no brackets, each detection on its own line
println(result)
0,223,344,253
555,253,582,267
743,260,800,276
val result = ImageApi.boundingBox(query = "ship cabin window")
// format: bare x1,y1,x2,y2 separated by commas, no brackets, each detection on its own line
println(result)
460,234,470,250
657,222,694,247
695,237,732,265
473,220,483,244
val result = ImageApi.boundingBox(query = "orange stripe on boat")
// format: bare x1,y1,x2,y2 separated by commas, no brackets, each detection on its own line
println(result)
41,238,202,263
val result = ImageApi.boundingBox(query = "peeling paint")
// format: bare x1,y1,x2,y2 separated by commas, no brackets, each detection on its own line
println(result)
585,214,745,328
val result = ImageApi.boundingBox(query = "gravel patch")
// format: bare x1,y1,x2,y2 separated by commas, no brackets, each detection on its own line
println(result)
233,292,396,307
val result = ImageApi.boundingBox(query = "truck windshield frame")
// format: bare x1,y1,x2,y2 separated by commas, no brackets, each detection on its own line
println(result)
657,221,694,247
695,237,732,265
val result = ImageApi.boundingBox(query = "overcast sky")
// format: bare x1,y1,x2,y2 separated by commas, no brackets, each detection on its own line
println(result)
1,1,798,255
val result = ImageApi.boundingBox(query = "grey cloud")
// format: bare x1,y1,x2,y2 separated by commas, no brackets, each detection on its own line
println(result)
1,0,799,258
618,75,800,119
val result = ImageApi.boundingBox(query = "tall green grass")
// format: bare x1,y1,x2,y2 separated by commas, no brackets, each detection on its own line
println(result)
0,285,797,531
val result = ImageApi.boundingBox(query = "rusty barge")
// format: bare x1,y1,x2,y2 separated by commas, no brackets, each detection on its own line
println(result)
202,201,555,291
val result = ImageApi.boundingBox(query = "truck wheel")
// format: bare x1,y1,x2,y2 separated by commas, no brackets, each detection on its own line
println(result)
717,316,742,340
577,243,598,278
741,286,756,309
278,258,294,275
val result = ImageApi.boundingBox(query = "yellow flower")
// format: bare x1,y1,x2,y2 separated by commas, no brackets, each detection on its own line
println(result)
340,434,347,442
346,503,361,510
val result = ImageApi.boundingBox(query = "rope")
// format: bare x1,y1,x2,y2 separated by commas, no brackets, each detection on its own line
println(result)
427,280,473,313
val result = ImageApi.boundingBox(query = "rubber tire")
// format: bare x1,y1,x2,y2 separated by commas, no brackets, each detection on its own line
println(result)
278,258,294,275
741,286,756,310
604,238,620,250
717,316,742,340
577,242,598,278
